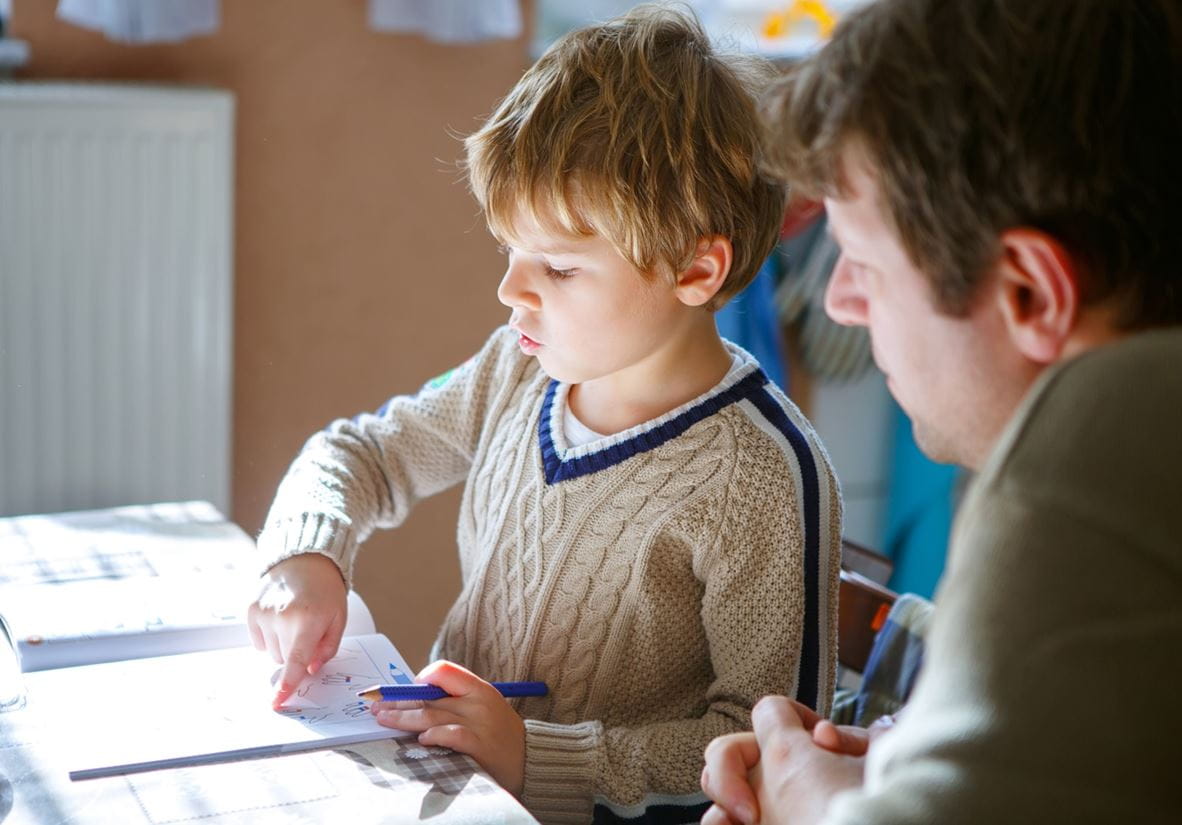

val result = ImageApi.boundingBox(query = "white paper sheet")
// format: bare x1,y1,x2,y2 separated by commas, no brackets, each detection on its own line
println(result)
22,632,415,780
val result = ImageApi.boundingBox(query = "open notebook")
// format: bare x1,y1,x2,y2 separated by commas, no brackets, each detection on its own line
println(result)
0,501,375,672
22,632,416,781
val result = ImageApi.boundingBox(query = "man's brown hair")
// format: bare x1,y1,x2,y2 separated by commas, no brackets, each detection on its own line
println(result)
465,3,787,309
762,0,1182,326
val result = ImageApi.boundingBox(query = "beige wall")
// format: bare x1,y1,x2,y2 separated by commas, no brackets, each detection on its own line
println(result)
11,0,529,669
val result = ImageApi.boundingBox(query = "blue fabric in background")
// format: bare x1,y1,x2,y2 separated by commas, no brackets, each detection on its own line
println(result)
720,251,957,599
883,402,960,599
715,255,788,391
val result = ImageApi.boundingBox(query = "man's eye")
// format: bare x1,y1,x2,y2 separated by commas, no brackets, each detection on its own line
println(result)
545,266,576,280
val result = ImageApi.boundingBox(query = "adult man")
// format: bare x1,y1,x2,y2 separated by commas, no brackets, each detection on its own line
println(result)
701,0,1182,823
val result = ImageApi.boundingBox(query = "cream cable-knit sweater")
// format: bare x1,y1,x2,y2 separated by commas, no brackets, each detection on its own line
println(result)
258,326,842,824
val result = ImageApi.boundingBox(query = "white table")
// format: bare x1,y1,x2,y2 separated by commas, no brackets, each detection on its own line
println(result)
0,703,537,824
0,502,538,824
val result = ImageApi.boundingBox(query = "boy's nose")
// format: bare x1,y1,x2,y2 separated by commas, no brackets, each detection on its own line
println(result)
824,255,869,327
497,259,542,310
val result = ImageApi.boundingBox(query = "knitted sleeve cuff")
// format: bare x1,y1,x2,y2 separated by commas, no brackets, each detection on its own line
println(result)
256,513,357,588
521,719,602,824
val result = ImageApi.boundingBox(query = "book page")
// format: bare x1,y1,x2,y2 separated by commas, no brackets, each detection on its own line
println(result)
0,501,375,670
22,632,415,780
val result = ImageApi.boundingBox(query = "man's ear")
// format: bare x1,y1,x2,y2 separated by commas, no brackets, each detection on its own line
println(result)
995,228,1081,364
675,236,732,307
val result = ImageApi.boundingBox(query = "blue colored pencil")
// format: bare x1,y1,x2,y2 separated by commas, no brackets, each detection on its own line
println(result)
356,681,548,702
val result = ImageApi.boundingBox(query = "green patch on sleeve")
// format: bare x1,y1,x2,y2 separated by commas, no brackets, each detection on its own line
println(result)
424,356,474,391
426,368,456,390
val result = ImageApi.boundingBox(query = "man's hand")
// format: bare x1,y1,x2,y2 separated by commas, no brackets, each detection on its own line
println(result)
749,697,866,825
701,731,762,825
246,553,348,709
370,660,527,797
702,698,876,825
784,698,896,757
812,711,897,757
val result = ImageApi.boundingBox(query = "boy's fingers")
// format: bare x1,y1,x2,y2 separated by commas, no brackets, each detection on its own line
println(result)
374,706,461,733
370,699,426,713
260,625,284,664
272,655,309,708
272,632,318,708
418,723,478,754
309,613,346,673
416,660,488,698
246,614,266,651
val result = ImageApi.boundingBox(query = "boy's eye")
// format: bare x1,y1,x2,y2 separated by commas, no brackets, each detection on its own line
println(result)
545,266,576,280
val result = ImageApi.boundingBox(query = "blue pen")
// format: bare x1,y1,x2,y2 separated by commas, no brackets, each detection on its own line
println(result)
356,681,548,702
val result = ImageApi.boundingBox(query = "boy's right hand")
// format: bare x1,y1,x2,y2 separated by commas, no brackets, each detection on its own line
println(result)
246,553,348,709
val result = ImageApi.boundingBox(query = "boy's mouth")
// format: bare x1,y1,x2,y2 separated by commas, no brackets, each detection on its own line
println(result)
516,332,541,354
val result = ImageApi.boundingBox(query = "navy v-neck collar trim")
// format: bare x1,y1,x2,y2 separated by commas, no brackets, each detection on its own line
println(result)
537,368,769,485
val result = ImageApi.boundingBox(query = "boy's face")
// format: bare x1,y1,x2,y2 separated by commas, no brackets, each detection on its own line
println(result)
822,151,1022,470
496,208,692,386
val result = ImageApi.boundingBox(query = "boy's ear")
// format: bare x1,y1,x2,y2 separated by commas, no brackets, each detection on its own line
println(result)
674,236,732,307
994,228,1080,364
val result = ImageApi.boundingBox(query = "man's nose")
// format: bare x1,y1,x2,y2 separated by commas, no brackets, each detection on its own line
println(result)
824,255,869,327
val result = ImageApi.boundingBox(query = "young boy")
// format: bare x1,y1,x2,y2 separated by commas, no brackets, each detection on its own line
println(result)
249,6,841,823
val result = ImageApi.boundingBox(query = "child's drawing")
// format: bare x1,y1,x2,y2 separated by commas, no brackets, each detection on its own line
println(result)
269,637,413,728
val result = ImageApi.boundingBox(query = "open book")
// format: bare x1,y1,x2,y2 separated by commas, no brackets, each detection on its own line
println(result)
22,631,416,781
1,501,397,781
0,501,374,671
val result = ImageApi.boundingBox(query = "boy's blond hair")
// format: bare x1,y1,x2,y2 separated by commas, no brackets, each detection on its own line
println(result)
464,3,786,310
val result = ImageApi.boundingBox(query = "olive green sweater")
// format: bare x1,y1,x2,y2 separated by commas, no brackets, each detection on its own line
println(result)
828,329,1182,824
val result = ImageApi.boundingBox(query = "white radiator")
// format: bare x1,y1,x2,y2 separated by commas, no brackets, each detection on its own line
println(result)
0,83,234,517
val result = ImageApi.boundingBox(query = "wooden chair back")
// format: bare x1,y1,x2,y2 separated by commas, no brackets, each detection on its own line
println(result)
838,539,898,673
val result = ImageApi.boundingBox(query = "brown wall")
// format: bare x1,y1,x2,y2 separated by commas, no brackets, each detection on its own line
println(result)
11,0,529,670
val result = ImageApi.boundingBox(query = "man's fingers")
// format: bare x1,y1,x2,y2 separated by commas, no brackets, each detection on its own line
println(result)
701,733,761,825
788,698,824,731
812,720,871,756
751,695,808,753
700,805,742,825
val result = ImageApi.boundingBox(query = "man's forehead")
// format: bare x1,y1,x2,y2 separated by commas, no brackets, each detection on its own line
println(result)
822,150,889,244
